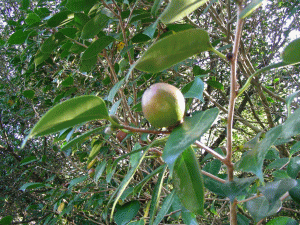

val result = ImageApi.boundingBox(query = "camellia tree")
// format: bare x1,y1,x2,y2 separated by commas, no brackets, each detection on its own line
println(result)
1,0,300,224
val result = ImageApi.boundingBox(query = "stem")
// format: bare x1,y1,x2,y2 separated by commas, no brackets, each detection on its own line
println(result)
226,1,244,224
211,47,227,60
194,140,227,164
121,125,171,135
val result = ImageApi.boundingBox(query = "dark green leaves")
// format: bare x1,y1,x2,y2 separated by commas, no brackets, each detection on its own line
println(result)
25,95,109,141
281,38,300,65
66,0,99,12
160,0,210,24
81,36,115,60
266,217,298,225
162,108,219,169
81,13,110,39
289,179,300,204
114,201,140,225
135,29,212,73
7,30,31,45
173,147,204,215
47,11,74,27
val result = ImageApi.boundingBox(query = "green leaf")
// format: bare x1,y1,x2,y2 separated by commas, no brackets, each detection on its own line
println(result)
281,38,300,65
20,182,48,191
20,156,38,166
286,90,300,117
159,0,210,24
207,79,224,90
25,95,109,141
235,126,282,181
182,76,204,102
151,0,164,17
88,141,103,163
0,216,13,225
239,0,264,19
79,57,98,72
203,159,221,176
266,158,289,170
289,179,300,204
81,36,115,60
290,141,300,156
8,30,31,45
25,13,41,25
114,201,140,225
131,33,151,43
66,0,98,12
173,146,204,215
246,196,282,223
258,179,297,206
108,79,124,103
61,76,74,87
266,217,298,225
136,29,212,73
280,107,300,140
149,166,167,224
47,11,74,27
181,207,198,225
59,28,78,39
23,90,35,99
61,127,104,151
68,175,88,188
204,177,255,202
81,13,110,39
94,161,106,183
287,157,300,179
162,108,219,170
153,191,176,225
237,213,250,225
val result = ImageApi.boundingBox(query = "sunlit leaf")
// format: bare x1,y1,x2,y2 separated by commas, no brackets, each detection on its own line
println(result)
66,0,98,12
160,0,210,24
153,191,175,225
81,13,110,39
7,30,31,45
239,0,264,19
136,29,212,73
114,201,140,225
81,36,114,60
281,38,300,65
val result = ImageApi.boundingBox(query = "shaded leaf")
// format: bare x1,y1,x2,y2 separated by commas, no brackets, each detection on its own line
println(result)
287,157,300,179
0,216,13,225
23,90,35,99
266,217,298,225
280,107,300,140
235,126,282,181
289,179,300,204
162,108,219,171
173,147,204,215
246,196,282,223
66,0,99,12
286,90,300,117
114,201,140,225
159,0,210,24
25,13,41,25
25,96,109,141
81,13,110,39
136,29,212,73
290,141,300,156
8,30,31,45
94,161,107,183
68,175,88,188
20,182,49,191
47,11,74,27
266,158,289,170
81,36,114,60
153,191,175,225
258,179,297,206
20,156,38,166
182,76,204,101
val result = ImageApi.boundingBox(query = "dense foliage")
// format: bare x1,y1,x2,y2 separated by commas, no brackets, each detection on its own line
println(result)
1,0,300,224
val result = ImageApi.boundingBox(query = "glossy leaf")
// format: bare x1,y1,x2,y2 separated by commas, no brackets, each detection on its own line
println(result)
258,179,297,206
47,11,74,27
290,141,300,156
235,125,282,181
20,156,38,166
153,191,175,225
173,147,204,215
182,76,204,101
266,217,298,225
246,196,282,223
25,96,109,141
159,0,210,24
162,108,219,170
239,0,264,19
94,161,106,183
281,38,300,64
136,29,212,73
266,158,289,170
114,201,140,225
66,0,98,12
289,179,300,204
7,30,31,45
81,36,114,60
20,182,49,191
204,177,255,202
287,157,300,179
81,13,110,39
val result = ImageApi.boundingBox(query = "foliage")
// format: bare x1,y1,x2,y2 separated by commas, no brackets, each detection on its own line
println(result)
1,0,300,224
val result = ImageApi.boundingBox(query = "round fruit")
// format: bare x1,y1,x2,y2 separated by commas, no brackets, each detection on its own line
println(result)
142,83,185,128
116,130,127,142
88,168,95,178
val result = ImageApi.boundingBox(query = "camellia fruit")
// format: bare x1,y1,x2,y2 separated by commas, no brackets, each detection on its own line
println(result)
142,83,185,128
